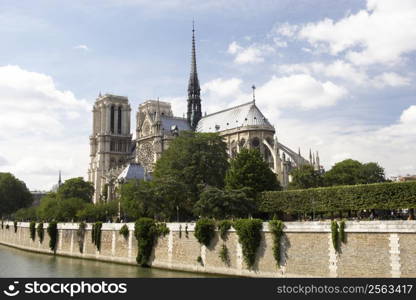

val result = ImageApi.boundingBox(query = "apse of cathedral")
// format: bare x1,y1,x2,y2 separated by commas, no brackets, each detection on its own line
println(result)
88,26,323,203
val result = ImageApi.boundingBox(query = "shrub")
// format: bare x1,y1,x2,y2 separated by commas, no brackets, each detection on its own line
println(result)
29,221,36,241
217,220,232,241
194,218,216,247
134,218,169,267
185,224,189,238
1,219,3,229
269,219,284,267
91,222,103,251
47,221,58,251
119,224,129,240
6,224,9,230
261,181,416,214
219,244,230,265
331,221,339,252
234,219,263,269
37,222,44,243
13,221,18,233
196,256,204,266
339,220,346,244
77,222,86,253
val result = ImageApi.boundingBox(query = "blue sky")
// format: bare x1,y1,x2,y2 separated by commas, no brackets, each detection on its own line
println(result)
0,0,415,190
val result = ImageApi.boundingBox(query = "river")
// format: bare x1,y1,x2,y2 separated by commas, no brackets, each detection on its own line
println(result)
0,244,219,277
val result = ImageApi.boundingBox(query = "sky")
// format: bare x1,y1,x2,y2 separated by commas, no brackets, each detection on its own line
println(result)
0,0,415,191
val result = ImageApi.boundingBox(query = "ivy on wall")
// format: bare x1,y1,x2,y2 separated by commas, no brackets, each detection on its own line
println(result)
1,220,3,229
269,219,284,267
339,220,346,244
13,221,17,233
219,244,230,265
217,220,232,241
119,224,129,240
234,219,263,269
47,221,58,251
37,222,44,243
261,181,416,214
134,218,169,267
91,222,103,251
29,221,36,241
194,218,216,247
331,221,339,252
77,222,86,253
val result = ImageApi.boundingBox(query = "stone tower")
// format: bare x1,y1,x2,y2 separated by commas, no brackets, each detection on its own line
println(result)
187,23,202,130
88,94,132,203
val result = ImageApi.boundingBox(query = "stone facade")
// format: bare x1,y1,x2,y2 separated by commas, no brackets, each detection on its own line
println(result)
1,221,415,278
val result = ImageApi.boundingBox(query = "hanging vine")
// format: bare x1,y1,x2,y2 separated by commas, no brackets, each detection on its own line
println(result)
217,220,232,241
77,222,86,253
47,221,58,251
219,244,230,265
339,220,346,244
194,218,216,247
37,222,44,243
269,219,284,267
29,221,36,241
92,222,103,251
234,219,263,269
119,224,129,240
331,220,339,252
13,221,18,233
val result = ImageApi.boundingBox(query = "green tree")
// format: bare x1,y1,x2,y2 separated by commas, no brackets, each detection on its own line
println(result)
119,180,157,220
225,148,281,196
0,173,33,216
288,165,323,189
13,206,38,221
153,131,229,217
194,187,255,219
57,177,94,203
37,193,86,221
359,162,386,184
76,201,117,222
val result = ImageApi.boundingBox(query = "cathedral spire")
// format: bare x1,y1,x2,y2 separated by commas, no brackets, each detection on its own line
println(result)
187,21,202,130
58,170,62,188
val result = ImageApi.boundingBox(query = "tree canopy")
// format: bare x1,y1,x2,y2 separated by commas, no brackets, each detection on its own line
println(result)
0,172,33,216
324,159,385,186
57,177,94,203
225,148,281,196
288,165,323,190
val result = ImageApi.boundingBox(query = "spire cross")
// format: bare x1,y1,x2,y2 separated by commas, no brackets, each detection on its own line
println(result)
252,85,256,102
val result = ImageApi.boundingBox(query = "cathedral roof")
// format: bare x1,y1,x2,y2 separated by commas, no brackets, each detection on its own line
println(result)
196,101,274,133
161,116,191,132
117,163,150,181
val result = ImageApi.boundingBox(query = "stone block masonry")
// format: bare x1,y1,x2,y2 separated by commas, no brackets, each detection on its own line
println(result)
0,221,415,277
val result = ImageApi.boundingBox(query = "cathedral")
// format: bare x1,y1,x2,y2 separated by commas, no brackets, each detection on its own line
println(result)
88,26,322,203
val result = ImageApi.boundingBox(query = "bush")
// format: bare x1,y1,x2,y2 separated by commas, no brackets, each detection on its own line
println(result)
219,244,230,265
331,221,339,252
261,181,416,214
77,222,86,253
269,219,284,267
234,219,263,269
1,219,3,229
37,222,44,243
13,221,17,233
29,221,36,241
119,224,129,240
217,220,232,241
6,224,9,230
194,218,216,247
339,220,346,244
47,221,58,251
134,218,158,267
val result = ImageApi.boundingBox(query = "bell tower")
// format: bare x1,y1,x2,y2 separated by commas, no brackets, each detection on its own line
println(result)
88,93,132,203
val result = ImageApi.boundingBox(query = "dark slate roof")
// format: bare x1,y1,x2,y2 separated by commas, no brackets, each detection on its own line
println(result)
161,116,191,132
196,101,274,133
117,163,150,181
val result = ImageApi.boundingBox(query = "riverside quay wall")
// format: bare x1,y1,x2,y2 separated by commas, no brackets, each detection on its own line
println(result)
0,221,415,277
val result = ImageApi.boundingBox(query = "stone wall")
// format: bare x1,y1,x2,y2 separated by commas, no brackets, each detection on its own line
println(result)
0,221,415,277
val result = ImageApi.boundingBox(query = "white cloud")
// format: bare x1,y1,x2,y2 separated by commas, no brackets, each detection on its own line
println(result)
0,65,90,190
372,72,411,88
272,22,299,37
74,44,90,51
227,41,275,64
298,0,416,66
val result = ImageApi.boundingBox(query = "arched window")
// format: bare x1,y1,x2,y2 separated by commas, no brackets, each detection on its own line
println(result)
118,106,122,134
110,106,115,133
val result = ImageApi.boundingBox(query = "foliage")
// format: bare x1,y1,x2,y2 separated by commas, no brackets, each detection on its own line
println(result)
324,159,385,186
37,194,87,222
119,180,157,220
13,221,17,233
331,221,339,252
339,220,346,244
196,256,203,265
260,181,416,214
185,224,188,238
194,187,256,219
0,173,33,216
153,131,229,218
13,206,37,221
77,222,86,253
57,177,94,203
225,149,281,197
91,222,103,251
29,221,36,241
77,201,117,222
47,221,58,251
288,165,323,190
1,219,3,229
134,218,170,267
219,244,230,265
194,218,216,247
234,219,263,268
119,224,129,240
37,222,44,243
217,220,232,241
269,219,284,267
6,224,9,229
